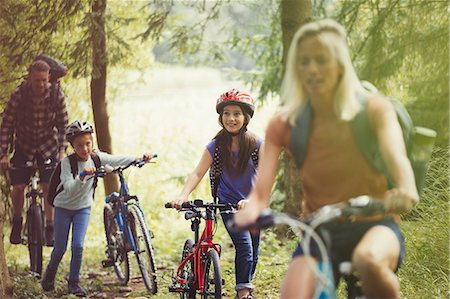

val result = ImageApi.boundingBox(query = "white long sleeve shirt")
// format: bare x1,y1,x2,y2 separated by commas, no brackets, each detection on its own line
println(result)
53,151,136,210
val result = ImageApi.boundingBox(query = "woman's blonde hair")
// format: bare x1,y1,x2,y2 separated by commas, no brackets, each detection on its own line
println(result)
281,19,366,125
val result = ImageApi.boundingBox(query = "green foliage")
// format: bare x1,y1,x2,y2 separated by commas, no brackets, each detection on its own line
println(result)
398,146,449,298
0,0,159,103
333,0,449,146
0,0,86,102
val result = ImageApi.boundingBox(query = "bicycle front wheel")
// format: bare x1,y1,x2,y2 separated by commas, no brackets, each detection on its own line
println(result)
128,205,158,294
180,239,196,299
104,204,130,285
27,203,44,275
203,250,222,299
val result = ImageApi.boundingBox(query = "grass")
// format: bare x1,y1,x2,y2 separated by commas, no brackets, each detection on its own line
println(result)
5,66,449,298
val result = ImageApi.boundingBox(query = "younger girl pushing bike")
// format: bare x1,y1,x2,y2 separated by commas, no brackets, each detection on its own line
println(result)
170,89,262,299
41,120,154,296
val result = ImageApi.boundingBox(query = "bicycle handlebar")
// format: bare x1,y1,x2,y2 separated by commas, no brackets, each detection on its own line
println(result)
230,196,386,232
165,199,236,211
79,154,157,177
10,160,58,171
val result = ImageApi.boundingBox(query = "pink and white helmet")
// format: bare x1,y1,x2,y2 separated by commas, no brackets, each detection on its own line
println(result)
216,89,255,118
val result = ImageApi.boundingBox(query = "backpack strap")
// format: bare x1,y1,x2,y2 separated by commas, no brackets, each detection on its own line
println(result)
251,146,259,169
210,145,222,203
91,153,101,195
68,153,79,179
349,93,394,188
291,102,313,168
68,152,101,198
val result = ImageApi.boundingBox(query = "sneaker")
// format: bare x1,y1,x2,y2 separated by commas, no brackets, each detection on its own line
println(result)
41,267,57,292
45,225,54,247
68,280,87,297
9,215,22,244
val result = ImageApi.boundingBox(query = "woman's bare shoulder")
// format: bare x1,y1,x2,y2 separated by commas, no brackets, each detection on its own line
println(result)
367,93,397,126
266,111,292,148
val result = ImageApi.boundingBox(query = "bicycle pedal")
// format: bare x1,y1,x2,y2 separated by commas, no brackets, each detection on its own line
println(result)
169,283,191,293
101,259,115,268
169,285,184,292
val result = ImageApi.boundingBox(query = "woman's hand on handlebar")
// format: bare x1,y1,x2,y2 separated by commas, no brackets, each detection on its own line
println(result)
168,196,189,210
237,199,250,210
233,198,266,228
383,188,419,213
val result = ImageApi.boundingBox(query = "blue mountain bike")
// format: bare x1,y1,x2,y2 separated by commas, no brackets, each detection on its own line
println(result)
86,155,158,294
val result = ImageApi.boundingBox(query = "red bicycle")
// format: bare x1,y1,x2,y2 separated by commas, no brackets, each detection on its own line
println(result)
165,199,235,299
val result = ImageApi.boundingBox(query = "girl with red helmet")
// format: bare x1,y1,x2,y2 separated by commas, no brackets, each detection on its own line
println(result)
170,89,262,299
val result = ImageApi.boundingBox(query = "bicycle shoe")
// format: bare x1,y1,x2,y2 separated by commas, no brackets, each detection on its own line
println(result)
45,224,54,247
68,280,87,297
9,215,22,244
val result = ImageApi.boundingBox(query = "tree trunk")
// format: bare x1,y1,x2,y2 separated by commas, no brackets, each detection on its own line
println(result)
281,0,312,217
91,0,119,194
0,200,12,298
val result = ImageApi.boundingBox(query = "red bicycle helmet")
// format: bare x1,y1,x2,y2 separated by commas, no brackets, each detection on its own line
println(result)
216,89,255,117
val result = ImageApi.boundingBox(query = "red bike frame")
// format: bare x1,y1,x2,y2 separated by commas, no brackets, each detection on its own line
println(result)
168,200,234,296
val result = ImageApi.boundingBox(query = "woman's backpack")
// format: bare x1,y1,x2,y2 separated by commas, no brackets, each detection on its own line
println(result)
291,92,436,195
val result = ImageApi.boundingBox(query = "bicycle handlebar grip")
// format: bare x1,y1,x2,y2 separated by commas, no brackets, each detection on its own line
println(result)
254,211,275,229
164,202,173,208
227,210,274,232
181,201,193,209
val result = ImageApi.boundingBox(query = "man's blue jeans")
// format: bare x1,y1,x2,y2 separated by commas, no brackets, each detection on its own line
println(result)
221,212,260,292
46,207,91,282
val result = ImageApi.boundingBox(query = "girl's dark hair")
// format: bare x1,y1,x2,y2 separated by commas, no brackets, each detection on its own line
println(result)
214,111,256,175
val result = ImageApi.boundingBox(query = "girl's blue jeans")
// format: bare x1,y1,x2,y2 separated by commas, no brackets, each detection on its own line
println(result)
221,212,260,292
46,207,91,282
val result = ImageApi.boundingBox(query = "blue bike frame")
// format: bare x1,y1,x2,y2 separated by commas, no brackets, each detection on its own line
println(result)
105,169,147,254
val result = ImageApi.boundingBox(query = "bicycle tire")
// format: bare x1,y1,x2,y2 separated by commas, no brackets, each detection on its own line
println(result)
180,239,196,299
128,205,158,294
27,203,44,275
202,250,222,299
104,204,130,285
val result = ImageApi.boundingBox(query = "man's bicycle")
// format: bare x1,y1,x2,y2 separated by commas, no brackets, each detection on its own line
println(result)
232,196,387,299
84,155,158,294
165,199,236,299
9,159,56,275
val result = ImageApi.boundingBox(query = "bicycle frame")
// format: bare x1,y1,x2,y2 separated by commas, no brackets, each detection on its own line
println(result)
101,155,158,294
167,200,236,297
9,160,56,275
105,168,145,254
176,207,221,294
25,172,43,209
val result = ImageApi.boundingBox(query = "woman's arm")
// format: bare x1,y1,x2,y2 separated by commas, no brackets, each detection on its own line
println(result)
171,148,212,209
370,95,419,212
234,116,286,226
